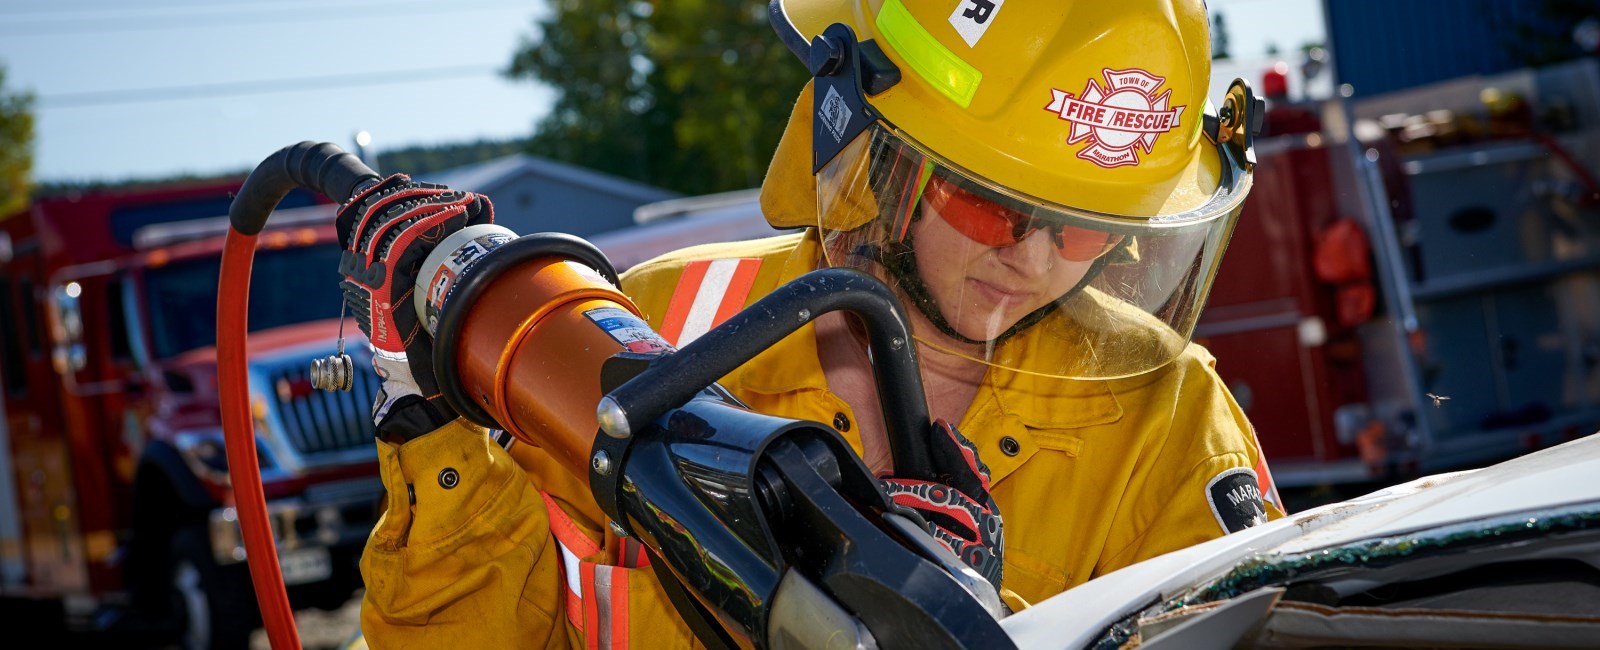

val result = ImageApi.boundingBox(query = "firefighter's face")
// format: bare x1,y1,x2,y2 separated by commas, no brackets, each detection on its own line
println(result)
911,203,1097,342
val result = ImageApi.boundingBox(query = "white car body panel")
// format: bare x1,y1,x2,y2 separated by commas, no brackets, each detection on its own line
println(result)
1002,434,1600,648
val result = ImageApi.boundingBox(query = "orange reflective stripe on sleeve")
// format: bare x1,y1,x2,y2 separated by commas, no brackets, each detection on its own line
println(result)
583,564,631,650
541,491,639,648
658,260,710,345
581,563,600,649
542,492,601,630
1255,455,1283,513
658,258,763,346
712,259,762,327
618,537,650,569
1240,421,1285,516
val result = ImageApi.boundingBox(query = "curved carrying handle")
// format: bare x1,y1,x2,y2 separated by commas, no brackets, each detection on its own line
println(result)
229,141,380,234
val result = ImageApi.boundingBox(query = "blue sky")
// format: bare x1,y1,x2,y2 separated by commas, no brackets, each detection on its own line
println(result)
0,0,1325,184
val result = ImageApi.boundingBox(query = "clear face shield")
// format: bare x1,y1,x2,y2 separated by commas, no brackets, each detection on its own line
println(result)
814,122,1254,380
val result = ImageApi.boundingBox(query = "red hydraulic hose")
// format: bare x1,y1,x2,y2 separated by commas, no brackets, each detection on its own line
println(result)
218,229,302,650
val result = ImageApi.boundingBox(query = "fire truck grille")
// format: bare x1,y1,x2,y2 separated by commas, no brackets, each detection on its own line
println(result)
265,360,380,457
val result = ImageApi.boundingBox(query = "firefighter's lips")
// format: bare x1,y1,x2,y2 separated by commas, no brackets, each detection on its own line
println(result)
968,277,1034,306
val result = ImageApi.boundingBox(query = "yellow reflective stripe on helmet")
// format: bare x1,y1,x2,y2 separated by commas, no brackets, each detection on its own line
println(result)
916,158,937,196
1194,98,1213,144
875,0,982,108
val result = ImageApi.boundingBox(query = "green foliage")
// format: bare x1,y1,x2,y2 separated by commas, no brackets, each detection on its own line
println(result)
0,63,35,218
507,0,811,196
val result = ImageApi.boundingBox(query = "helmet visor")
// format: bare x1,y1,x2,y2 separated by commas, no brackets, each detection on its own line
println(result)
815,125,1251,380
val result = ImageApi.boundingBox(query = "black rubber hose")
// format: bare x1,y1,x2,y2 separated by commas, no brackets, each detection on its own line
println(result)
606,268,936,481
229,141,380,234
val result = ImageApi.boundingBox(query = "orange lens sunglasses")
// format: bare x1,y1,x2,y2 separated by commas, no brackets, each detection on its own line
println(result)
921,175,1123,261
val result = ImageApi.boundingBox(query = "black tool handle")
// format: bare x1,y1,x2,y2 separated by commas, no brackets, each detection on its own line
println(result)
606,268,936,481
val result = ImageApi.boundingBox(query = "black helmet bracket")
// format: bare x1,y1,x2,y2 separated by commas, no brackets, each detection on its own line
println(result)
808,23,901,173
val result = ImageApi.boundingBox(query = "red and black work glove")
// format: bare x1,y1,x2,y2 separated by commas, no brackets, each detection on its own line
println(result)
880,419,1005,590
336,174,494,441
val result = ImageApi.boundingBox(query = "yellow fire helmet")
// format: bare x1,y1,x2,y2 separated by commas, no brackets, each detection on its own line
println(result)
767,0,1261,379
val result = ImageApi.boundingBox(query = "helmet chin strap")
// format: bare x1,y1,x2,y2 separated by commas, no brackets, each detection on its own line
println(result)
864,229,1114,348
872,239,991,346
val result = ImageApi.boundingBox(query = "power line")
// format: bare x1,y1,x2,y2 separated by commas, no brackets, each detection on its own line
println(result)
37,64,507,109
0,0,528,19
0,0,473,17
0,1,533,36
32,42,776,110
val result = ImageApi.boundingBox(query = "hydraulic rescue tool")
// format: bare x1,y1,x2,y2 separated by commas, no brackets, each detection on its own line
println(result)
218,143,1011,649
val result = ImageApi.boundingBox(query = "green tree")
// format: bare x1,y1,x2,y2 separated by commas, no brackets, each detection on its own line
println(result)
507,0,810,196
1210,12,1230,60
376,138,530,177
0,63,35,218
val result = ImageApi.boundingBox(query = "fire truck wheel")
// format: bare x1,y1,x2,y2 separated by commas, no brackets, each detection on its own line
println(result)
169,524,259,650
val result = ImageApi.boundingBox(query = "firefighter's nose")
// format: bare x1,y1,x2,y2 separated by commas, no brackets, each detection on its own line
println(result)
996,228,1057,276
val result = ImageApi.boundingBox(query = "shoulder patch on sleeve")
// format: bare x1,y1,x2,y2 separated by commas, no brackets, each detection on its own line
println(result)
1205,467,1269,534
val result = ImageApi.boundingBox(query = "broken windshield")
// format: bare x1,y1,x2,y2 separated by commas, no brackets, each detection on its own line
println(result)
1091,502,1600,649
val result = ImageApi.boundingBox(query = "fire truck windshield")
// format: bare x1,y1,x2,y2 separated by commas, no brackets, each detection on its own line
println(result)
144,243,346,359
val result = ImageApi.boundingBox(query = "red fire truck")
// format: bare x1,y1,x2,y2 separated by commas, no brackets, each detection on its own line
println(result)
0,179,383,647
1202,57,1600,491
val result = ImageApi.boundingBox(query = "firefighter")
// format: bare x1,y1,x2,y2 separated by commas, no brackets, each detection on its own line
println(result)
339,1,1282,646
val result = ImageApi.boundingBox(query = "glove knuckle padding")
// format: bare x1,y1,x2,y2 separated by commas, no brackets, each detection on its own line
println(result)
880,418,1005,589
354,188,459,253
346,178,425,246
332,174,497,440
337,174,406,248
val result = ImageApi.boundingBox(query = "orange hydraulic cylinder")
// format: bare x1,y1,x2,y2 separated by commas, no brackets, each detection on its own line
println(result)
449,256,653,480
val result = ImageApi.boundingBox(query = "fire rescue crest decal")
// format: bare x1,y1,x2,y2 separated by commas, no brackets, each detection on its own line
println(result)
1045,68,1185,169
